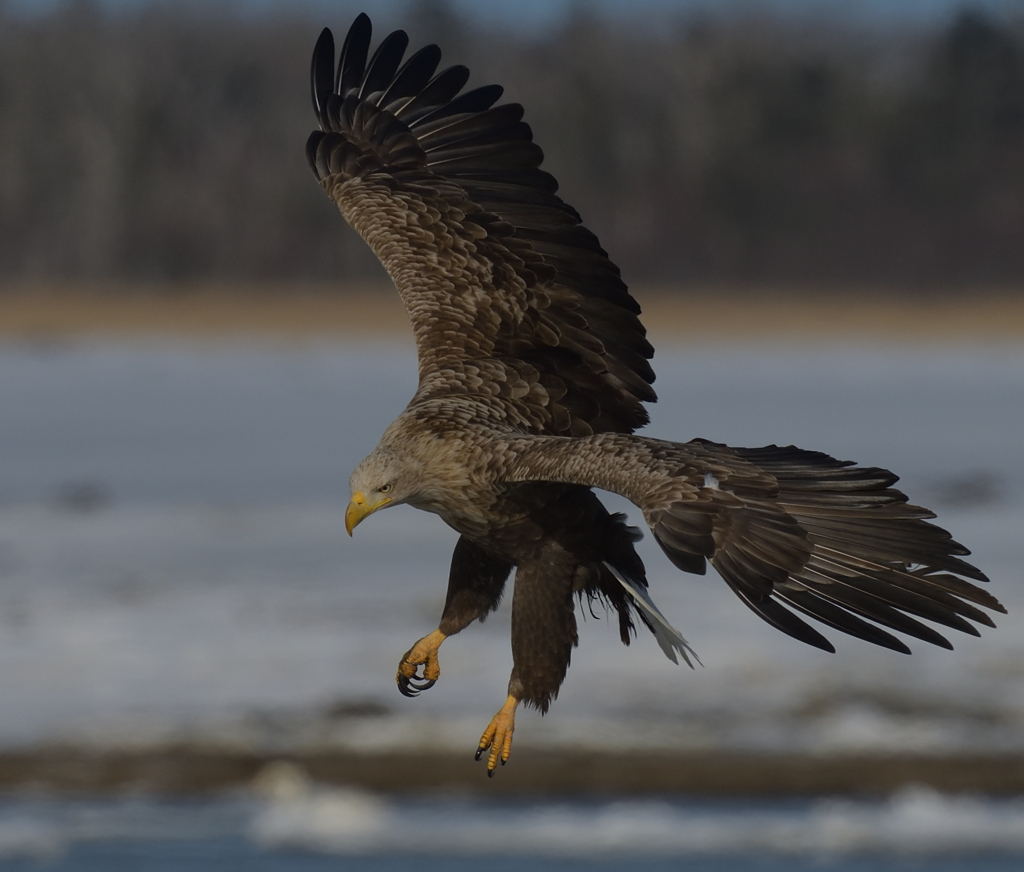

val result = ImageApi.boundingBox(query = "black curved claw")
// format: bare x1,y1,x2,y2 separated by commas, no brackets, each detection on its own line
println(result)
396,668,436,698
475,744,498,778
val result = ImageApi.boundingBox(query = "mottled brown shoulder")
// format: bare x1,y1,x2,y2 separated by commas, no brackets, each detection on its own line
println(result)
307,14,655,436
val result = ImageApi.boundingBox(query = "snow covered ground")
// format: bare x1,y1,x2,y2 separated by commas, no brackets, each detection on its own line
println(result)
1,338,1022,756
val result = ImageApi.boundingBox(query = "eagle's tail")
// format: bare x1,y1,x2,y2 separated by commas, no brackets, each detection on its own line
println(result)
603,560,700,668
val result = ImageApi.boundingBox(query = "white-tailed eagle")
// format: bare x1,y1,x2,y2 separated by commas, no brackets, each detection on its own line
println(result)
305,13,1003,775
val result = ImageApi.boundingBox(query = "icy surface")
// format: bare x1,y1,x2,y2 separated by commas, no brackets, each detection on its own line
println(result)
0,339,1022,753
2,785,1024,862
250,780,1024,857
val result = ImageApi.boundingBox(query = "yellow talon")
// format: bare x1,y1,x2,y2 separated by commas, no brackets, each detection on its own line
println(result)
476,695,519,775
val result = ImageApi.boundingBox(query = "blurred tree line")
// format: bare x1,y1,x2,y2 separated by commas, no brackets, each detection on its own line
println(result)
0,1,1021,289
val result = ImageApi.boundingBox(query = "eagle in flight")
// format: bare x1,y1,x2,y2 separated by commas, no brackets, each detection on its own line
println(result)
306,13,1003,775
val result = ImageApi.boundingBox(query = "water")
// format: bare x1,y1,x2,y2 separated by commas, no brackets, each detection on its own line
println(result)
1,788,1024,870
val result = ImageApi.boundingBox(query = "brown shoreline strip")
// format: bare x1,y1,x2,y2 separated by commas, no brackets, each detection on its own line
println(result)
1,283,1023,343
3,748,1024,796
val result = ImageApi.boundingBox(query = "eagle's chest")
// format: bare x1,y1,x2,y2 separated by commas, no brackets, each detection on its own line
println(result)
436,482,583,564
430,486,520,544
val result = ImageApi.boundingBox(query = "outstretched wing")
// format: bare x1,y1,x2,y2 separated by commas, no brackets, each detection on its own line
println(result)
645,440,1004,654
306,15,655,436
509,434,1004,654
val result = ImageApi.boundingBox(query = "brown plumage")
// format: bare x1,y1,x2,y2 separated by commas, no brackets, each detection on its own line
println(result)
309,14,1004,775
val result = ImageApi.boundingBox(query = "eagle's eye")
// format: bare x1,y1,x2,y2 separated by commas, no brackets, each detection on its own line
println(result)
379,482,393,494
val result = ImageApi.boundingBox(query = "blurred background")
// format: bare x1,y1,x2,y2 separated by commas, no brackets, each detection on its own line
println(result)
1,0,1024,869
1,0,1023,286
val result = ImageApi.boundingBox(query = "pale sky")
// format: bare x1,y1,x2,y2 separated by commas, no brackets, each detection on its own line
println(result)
11,0,1021,30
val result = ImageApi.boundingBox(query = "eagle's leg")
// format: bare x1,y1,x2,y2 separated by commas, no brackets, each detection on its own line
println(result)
476,694,520,775
396,535,512,698
475,546,578,774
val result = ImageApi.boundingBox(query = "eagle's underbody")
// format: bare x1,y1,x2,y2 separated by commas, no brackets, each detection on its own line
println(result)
306,13,1004,774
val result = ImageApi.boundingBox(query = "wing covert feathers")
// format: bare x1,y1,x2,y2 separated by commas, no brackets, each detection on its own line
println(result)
308,15,655,436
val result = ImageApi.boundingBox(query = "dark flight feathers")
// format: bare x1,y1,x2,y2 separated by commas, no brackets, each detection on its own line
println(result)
644,440,1002,655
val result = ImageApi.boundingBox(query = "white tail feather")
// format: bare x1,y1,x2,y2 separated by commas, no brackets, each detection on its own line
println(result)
603,562,701,668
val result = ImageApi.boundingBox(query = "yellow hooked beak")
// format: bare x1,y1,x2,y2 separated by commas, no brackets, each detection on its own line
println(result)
345,491,391,536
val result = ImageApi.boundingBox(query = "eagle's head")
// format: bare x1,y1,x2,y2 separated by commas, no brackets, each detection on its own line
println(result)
345,446,416,534
346,411,479,535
